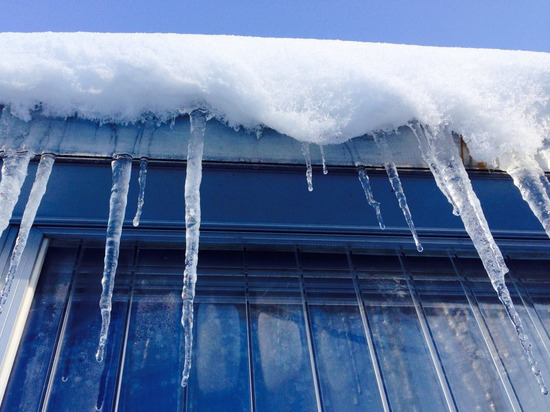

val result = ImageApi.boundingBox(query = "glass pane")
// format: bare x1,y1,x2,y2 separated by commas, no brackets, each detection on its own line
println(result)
363,278,447,411
309,304,383,411
470,277,550,410
116,289,184,411
187,303,250,411
46,298,126,411
250,304,317,412
418,279,513,412
1,246,77,412
44,245,132,412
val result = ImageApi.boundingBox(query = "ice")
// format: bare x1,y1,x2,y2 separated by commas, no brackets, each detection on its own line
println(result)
132,157,148,227
96,154,132,363
373,131,423,252
0,154,54,313
181,111,206,387
301,142,313,192
499,151,550,238
0,151,32,240
319,145,328,175
345,141,385,229
0,32,548,394
357,168,385,230
411,122,548,395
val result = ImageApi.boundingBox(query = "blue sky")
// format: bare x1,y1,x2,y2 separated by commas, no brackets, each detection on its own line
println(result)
0,0,549,52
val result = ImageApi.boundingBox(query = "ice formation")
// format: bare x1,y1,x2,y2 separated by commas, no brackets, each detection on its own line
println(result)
96,154,132,363
301,142,314,192
357,168,385,230
132,157,148,227
411,122,548,394
0,153,54,313
499,152,550,238
319,145,328,175
181,111,206,387
0,33,548,392
373,131,422,252
0,151,31,240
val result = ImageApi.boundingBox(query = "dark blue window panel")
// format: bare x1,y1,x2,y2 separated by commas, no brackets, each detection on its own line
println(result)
3,243,550,411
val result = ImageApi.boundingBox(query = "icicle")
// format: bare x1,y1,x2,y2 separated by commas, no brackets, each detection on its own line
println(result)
96,154,132,363
357,167,385,230
499,151,550,239
319,144,328,175
132,157,148,227
301,142,313,192
181,111,206,387
345,140,385,229
0,151,32,240
0,154,54,313
374,132,423,252
410,122,548,395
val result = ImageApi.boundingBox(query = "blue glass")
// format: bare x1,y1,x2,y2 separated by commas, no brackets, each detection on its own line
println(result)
187,303,250,411
116,289,184,411
363,277,447,412
250,304,317,412
418,279,512,411
46,298,126,411
309,304,384,411
0,247,76,412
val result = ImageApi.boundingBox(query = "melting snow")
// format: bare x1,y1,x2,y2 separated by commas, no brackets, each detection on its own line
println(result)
0,33,548,166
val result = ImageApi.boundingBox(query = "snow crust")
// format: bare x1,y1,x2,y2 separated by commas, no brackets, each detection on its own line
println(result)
0,33,549,164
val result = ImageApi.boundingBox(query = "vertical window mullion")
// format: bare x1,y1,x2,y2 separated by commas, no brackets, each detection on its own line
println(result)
397,253,458,412
295,249,324,412
242,248,256,412
449,253,522,412
345,249,390,412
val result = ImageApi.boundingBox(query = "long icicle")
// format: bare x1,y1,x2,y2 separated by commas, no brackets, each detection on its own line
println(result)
132,157,148,227
301,142,314,191
0,154,54,313
499,151,550,239
0,151,32,239
374,131,423,252
96,154,132,363
181,111,206,387
410,122,548,394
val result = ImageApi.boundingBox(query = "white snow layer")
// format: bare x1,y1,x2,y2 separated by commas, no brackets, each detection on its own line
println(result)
0,33,549,165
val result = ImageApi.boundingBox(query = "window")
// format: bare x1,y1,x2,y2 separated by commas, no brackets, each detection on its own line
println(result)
3,241,550,411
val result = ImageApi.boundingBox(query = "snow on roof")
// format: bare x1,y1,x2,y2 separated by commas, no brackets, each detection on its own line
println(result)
0,32,549,164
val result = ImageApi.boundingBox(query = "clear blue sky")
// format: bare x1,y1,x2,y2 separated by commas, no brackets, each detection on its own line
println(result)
0,0,549,52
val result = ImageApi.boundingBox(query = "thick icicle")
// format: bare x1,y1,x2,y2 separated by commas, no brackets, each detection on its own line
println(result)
319,144,328,175
132,157,148,227
374,132,423,252
0,154,54,313
357,167,385,230
0,151,31,240
181,111,206,387
301,142,313,191
410,122,548,395
499,151,550,239
96,154,132,363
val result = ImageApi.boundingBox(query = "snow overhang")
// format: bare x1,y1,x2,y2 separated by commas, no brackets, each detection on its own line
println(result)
0,33,547,170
